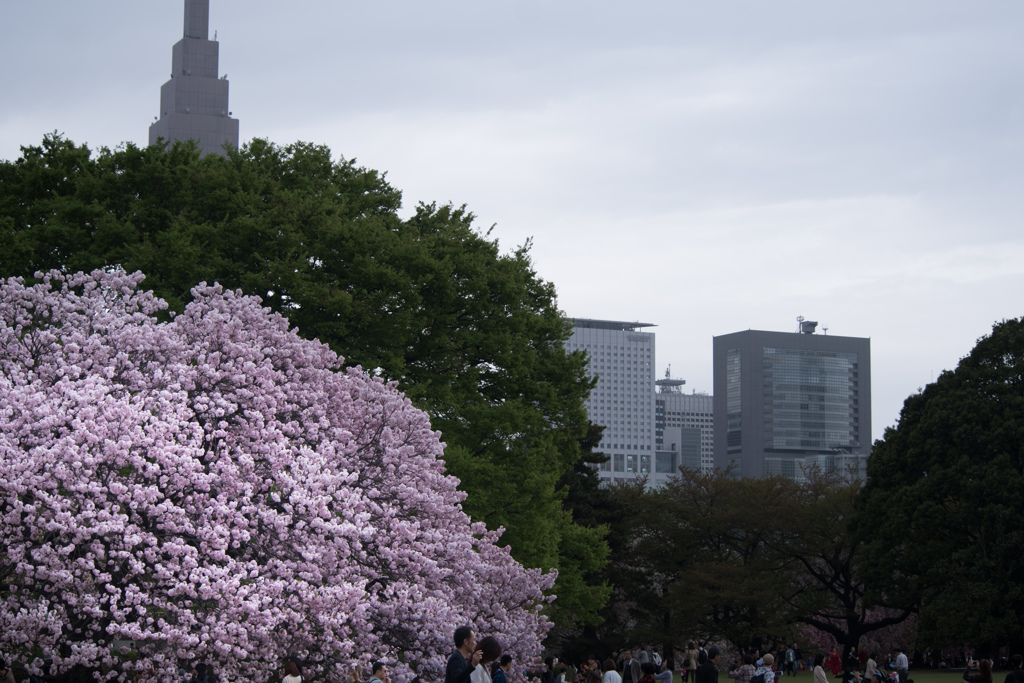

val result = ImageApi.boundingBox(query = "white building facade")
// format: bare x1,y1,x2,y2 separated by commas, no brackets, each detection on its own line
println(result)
568,319,657,486
655,380,714,486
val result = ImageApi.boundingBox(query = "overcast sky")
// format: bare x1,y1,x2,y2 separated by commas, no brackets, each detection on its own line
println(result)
3,1,1023,442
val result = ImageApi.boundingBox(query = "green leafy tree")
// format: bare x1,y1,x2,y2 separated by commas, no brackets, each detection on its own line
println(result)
772,476,913,659
592,471,795,654
855,317,1024,655
0,134,608,630
654,470,795,651
601,470,912,657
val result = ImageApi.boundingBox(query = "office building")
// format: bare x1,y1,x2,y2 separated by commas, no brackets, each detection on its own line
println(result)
149,0,240,157
713,323,871,481
655,371,714,485
568,319,656,485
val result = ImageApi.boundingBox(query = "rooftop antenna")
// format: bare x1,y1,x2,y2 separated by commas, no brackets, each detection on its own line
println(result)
656,365,686,394
796,315,818,334
823,327,828,335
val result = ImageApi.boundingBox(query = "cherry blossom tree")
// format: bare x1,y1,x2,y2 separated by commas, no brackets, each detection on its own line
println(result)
0,270,554,682
800,610,917,656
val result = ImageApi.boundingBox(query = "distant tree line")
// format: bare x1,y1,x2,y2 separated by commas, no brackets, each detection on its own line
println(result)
558,317,1024,661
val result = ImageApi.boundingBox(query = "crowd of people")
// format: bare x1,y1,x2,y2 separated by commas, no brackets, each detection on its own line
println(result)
257,640,1024,683
7,634,1024,683
166,636,1024,683
505,642,1024,683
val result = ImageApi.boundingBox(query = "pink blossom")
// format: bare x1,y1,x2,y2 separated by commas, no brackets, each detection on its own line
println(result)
0,271,555,682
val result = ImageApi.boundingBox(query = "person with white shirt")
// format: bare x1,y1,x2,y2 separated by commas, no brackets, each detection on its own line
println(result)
863,654,878,683
603,659,624,683
470,636,503,683
894,649,909,683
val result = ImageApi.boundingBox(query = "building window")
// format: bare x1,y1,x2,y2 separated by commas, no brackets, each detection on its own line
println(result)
761,347,859,451
727,348,742,452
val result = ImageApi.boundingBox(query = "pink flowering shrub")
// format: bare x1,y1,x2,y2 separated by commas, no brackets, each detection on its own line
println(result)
0,271,554,682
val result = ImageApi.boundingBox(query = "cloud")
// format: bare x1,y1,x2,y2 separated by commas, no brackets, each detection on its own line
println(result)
3,0,1023,439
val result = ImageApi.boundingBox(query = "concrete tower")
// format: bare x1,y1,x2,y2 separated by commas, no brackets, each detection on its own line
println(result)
149,0,239,157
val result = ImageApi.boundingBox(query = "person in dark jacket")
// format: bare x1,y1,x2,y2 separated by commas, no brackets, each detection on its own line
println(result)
963,659,993,683
696,648,720,683
494,655,514,683
447,626,484,683
1004,655,1024,683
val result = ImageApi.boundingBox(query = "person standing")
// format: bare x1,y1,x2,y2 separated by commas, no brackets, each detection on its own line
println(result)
191,663,216,683
754,655,776,683
471,637,503,683
733,655,757,683
494,656,514,683
369,662,392,683
730,655,756,683
863,654,878,683
543,657,560,683
684,643,701,683
282,660,305,683
784,647,796,678
603,660,623,683
813,654,828,683
893,649,909,683
654,659,674,683
963,659,993,683
622,652,637,683
447,626,484,683
826,652,841,679
1005,655,1024,683
696,648,721,683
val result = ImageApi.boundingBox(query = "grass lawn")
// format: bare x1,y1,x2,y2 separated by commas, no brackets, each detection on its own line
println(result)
669,669,997,683
902,671,1009,683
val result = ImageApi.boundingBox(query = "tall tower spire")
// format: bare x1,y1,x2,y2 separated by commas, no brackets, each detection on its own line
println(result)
149,0,239,157
184,0,210,40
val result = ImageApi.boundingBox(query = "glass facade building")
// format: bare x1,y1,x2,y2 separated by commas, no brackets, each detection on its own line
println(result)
713,329,870,481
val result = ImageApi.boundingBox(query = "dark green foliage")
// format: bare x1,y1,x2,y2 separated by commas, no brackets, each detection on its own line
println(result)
620,470,797,651
594,470,911,656
775,476,913,655
0,134,608,629
546,423,615,655
855,317,1024,652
